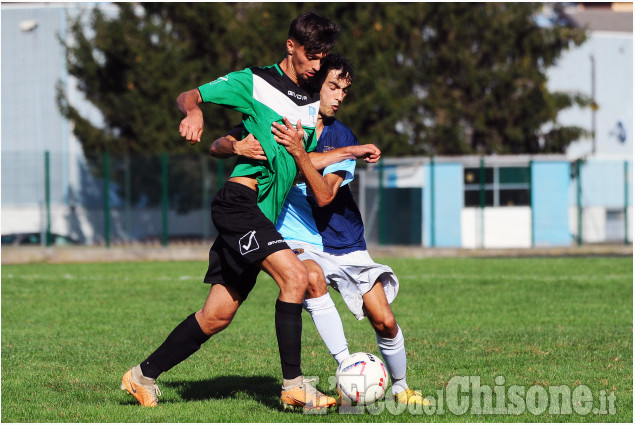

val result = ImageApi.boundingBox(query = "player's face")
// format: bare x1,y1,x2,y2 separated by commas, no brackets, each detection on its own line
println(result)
289,41,326,83
319,69,351,118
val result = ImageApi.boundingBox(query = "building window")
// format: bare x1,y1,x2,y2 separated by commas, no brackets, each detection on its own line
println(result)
464,166,530,207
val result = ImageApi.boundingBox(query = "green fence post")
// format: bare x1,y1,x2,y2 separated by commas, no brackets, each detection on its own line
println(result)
201,156,210,240
378,159,385,246
430,156,435,248
625,161,629,245
479,157,485,248
529,160,534,248
161,152,169,247
103,151,111,248
44,151,52,247
124,154,131,243
576,159,582,246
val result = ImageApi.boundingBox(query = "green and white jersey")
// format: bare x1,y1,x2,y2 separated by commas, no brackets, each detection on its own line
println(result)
198,63,319,223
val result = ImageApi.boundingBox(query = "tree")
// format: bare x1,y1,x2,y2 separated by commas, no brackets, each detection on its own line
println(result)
58,3,591,180
57,3,301,211
304,2,590,155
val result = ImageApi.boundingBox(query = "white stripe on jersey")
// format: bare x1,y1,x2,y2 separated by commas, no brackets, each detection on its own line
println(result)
252,74,318,127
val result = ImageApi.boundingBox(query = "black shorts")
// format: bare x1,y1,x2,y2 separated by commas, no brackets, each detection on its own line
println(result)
204,181,289,301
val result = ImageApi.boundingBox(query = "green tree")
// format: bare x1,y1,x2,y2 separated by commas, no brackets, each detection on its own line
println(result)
57,3,300,210
58,3,591,186
305,2,590,155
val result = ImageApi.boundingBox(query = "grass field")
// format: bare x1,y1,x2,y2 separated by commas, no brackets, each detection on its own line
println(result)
1,257,632,422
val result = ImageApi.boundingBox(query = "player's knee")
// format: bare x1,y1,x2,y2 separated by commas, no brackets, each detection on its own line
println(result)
306,278,327,299
278,261,309,294
305,264,327,298
196,310,234,335
373,314,398,338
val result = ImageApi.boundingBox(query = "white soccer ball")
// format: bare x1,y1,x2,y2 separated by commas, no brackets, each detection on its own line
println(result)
336,352,387,405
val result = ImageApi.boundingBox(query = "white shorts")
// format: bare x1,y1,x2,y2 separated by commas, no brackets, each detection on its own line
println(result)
287,240,399,320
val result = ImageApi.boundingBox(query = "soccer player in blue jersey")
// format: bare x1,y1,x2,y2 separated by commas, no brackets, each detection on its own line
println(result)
211,53,429,407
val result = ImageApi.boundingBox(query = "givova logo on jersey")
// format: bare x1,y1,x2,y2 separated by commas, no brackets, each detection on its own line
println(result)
239,230,259,255
211,75,229,85
287,90,308,101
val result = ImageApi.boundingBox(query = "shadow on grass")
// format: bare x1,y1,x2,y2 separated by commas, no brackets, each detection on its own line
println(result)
162,375,282,410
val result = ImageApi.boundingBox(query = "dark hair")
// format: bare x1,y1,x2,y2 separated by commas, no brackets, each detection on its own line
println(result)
288,11,340,55
315,53,355,88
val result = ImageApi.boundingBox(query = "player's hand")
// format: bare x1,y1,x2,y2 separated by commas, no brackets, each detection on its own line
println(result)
179,109,204,145
272,117,305,158
349,144,382,163
235,134,267,161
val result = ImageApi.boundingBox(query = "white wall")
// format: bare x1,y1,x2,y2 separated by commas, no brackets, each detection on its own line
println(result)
461,207,532,248
547,32,633,159
1,206,210,244
569,206,633,244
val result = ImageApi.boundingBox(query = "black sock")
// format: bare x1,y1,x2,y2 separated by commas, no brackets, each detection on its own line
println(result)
140,313,210,379
275,299,303,380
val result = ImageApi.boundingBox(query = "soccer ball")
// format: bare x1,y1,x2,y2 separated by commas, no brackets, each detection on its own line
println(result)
335,352,387,405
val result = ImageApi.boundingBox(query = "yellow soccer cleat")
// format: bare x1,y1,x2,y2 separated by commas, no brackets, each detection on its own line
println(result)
120,365,162,407
394,388,431,406
281,378,336,411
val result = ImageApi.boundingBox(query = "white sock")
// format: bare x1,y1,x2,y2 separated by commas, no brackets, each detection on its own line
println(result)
304,293,349,365
376,325,408,394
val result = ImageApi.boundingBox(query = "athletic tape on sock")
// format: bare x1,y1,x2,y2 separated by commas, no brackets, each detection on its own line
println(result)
303,292,336,312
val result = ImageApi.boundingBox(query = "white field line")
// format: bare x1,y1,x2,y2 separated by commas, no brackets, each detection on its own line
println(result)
2,273,631,283
2,274,202,281
394,274,632,283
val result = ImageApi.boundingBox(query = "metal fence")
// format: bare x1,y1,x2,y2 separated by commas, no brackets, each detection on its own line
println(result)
1,151,632,247
2,151,229,246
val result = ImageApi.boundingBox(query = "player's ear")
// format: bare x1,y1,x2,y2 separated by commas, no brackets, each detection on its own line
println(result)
286,39,295,56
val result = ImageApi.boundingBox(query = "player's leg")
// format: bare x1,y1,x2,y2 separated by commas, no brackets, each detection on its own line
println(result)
207,181,333,410
260,248,308,303
362,280,428,406
121,283,242,407
121,205,257,408
303,259,349,365
195,283,243,333
142,282,242,378
259,248,307,382
362,281,404,386
260,250,336,410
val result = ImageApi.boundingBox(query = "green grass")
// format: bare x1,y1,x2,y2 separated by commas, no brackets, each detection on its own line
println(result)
1,257,632,422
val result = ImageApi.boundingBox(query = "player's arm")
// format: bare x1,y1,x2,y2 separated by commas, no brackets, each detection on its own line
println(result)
180,69,256,147
304,145,377,202
317,171,347,201
308,144,381,169
272,118,339,207
176,89,204,145
211,124,377,168
209,125,267,160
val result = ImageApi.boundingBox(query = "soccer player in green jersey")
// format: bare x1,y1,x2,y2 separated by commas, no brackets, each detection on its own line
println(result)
121,12,341,411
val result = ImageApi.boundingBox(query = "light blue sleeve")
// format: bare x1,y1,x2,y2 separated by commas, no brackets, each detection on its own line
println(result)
323,159,356,187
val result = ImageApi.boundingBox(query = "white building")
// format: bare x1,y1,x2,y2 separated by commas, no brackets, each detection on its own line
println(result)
1,2,632,247
549,2,633,160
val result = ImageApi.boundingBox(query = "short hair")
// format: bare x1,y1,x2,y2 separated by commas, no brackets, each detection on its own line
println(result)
288,11,340,55
315,53,355,87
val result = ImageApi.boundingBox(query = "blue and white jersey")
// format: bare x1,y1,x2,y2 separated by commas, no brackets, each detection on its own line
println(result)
276,119,367,254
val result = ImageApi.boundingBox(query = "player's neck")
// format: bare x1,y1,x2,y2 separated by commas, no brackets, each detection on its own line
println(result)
279,57,299,86
315,115,325,140
316,115,335,140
